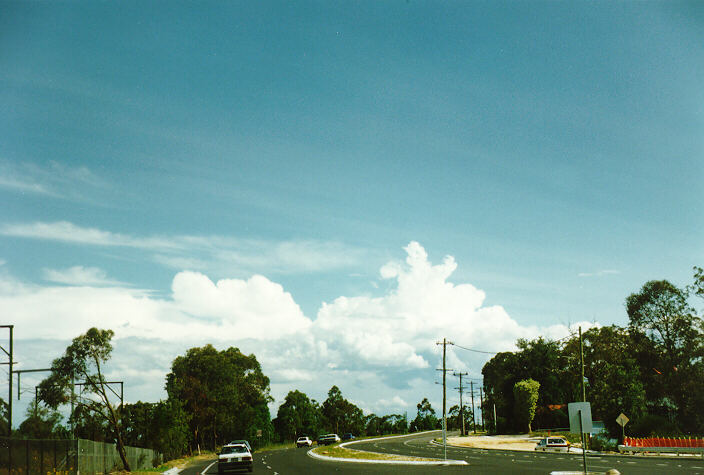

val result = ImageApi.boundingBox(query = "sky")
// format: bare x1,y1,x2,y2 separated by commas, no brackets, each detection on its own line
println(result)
1,1,703,427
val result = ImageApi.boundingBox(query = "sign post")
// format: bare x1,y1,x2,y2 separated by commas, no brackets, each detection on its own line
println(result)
568,402,592,475
616,413,629,443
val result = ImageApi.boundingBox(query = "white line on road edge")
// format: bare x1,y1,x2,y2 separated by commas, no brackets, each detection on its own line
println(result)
307,449,467,465
200,461,217,474
163,469,182,475
308,431,466,465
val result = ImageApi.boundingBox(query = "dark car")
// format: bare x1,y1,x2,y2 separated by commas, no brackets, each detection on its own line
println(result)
341,433,355,441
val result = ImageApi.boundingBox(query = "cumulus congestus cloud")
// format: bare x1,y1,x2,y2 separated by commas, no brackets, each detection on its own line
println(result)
1,241,586,413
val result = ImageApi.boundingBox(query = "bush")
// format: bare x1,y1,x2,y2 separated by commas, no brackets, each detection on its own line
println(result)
630,415,681,437
590,434,617,452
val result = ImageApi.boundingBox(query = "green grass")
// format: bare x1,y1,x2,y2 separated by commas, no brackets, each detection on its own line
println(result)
312,444,437,462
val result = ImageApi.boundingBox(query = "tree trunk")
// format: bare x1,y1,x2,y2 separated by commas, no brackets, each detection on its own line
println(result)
115,428,132,471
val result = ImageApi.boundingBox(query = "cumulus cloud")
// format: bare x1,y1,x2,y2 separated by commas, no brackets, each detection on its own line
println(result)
311,241,547,372
2,241,585,416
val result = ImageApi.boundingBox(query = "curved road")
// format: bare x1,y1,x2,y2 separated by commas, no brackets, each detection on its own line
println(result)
181,431,704,474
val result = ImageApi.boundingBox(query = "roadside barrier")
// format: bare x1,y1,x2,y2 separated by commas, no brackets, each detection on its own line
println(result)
620,436,704,457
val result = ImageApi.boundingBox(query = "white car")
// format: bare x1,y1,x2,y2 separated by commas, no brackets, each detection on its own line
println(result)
296,436,313,447
218,443,253,473
534,437,570,452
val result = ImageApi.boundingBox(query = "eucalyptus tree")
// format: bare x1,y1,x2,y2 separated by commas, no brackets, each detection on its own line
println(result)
38,328,131,471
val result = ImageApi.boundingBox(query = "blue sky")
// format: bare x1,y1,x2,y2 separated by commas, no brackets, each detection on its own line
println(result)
1,1,703,422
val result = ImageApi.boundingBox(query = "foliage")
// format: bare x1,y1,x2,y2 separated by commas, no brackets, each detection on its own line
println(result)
17,400,68,439
563,326,647,437
165,344,273,451
410,397,439,432
626,279,704,433
365,413,408,436
447,404,473,433
122,399,190,461
273,390,320,441
513,379,540,433
588,433,617,452
320,386,365,435
38,328,131,471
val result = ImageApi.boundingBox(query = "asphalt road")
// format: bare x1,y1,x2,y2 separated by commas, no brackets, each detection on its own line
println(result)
181,431,704,475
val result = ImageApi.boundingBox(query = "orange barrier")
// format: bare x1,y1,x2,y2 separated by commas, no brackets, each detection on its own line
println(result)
624,436,704,448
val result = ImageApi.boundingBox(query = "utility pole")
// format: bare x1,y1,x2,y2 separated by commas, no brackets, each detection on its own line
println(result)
479,387,485,431
579,326,586,402
453,371,468,436
0,325,14,436
436,338,453,460
470,381,476,433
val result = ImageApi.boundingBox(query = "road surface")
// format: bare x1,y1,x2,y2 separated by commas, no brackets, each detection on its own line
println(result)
181,431,704,474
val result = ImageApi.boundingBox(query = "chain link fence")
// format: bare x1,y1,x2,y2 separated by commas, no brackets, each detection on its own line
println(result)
0,437,161,474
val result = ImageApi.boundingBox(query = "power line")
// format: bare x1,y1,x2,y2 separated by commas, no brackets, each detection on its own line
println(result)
451,342,501,355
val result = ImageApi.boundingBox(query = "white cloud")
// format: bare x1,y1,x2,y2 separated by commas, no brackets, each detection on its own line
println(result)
0,160,105,199
42,266,125,286
578,269,620,277
1,241,587,418
1,221,367,275
0,176,53,195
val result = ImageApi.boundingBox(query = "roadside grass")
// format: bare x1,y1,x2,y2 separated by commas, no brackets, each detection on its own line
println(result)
311,434,443,462
312,444,437,462
111,451,217,474
257,441,296,452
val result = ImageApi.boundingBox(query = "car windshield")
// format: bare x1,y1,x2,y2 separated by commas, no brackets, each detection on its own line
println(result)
222,445,248,454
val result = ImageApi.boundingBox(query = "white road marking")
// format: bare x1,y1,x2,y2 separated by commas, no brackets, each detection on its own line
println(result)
267,465,272,469
200,461,217,474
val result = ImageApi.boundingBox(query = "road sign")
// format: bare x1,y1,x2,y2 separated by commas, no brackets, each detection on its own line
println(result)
568,402,593,434
616,413,629,427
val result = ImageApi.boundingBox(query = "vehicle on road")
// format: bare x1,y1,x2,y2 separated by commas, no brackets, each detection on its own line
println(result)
218,442,253,473
296,436,312,447
317,433,341,445
534,437,570,452
228,439,253,453
341,433,355,441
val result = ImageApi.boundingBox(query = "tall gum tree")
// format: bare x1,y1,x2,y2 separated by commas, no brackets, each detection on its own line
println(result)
38,328,130,471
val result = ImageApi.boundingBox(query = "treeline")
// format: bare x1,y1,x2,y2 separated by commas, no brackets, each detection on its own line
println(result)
482,269,704,439
271,385,409,441
11,332,436,466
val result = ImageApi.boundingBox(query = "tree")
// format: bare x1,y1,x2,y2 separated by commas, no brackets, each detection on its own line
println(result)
273,390,321,442
38,328,131,471
626,280,704,429
321,386,345,434
626,280,702,371
320,386,364,435
410,398,438,432
17,400,68,439
165,345,273,451
563,326,646,437
513,379,539,433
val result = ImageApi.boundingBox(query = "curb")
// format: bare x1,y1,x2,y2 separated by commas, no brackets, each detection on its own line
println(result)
162,468,182,475
307,431,467,465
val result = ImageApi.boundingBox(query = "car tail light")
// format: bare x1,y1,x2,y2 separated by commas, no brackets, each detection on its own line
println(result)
243,456,252,461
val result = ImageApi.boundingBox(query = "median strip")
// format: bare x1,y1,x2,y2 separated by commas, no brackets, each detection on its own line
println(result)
307,432,468,465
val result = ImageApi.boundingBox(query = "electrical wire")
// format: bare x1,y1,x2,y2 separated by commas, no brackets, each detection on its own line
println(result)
451,342,501,355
